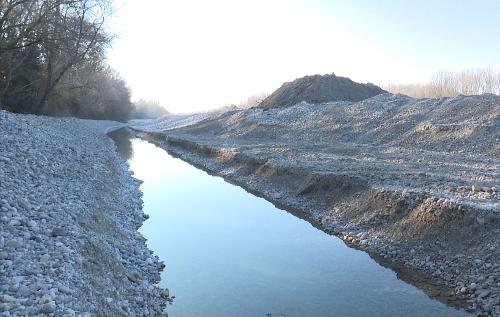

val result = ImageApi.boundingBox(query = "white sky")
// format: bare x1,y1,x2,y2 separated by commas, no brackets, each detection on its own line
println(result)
107,0,500,113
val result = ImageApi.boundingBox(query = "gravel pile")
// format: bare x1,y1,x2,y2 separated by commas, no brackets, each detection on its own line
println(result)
0,111,168,316
258,73,387,109
132,92,499,316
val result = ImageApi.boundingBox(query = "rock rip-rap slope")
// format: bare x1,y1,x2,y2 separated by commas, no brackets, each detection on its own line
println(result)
0,111,168,316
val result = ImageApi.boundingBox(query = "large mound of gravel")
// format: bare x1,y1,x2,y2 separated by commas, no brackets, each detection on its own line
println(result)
258,73,387,109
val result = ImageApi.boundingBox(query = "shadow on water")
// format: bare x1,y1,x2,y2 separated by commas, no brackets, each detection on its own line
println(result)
108,128,472,317
108,128,134,160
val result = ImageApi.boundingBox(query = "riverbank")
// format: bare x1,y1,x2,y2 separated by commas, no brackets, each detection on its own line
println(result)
131,93,499,317
0,110,168,316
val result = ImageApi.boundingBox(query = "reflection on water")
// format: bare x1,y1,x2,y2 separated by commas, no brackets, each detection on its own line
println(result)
110,130,471,317
108,128,134,160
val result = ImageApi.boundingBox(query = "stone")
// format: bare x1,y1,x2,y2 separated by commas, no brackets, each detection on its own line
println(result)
39,254,50,264
127,272,141,283
481,304,492,313
39,301,56,314
0,156,12,164
477,290,490,299
18,285,30,297
50,227,66,237
8,219,21,226
5,240,22,249
29,283,41,291
1,295,16,302
57,285,72,295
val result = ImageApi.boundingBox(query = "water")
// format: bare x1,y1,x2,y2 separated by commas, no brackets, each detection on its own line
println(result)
110,130,471,317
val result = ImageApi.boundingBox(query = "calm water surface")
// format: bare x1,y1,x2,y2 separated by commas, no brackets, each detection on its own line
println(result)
112,132,471,317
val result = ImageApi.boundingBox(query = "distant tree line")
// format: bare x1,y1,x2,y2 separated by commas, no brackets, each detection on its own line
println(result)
238,92,270,108
385,68,500,98
130,99,169,119
220,92,270,110
0,0,133,121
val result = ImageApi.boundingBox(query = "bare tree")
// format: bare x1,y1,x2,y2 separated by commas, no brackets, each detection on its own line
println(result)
0,0,115,115
36,0,112,112
385,68,500,98
0,0,51,106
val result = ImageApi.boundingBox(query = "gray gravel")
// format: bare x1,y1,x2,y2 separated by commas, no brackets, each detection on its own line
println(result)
258,73,386,109
0,110,168,316
132,93,499,316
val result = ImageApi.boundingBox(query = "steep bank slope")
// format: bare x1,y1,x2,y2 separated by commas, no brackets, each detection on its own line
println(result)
131,93,499,316
0,111,168,316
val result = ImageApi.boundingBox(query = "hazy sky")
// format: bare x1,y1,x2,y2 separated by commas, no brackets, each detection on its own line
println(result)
107,0,500,113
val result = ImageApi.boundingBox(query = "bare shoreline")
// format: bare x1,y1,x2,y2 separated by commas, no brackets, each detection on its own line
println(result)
0,111,168,316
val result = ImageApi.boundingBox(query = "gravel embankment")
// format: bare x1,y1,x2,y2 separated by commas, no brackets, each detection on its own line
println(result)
0,110,168,316
131,93,499,317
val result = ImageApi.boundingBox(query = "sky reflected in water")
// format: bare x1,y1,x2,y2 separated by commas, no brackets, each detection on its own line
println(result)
122,137,471,317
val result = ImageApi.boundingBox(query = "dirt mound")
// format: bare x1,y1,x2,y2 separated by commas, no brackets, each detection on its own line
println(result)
259,73,387,109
